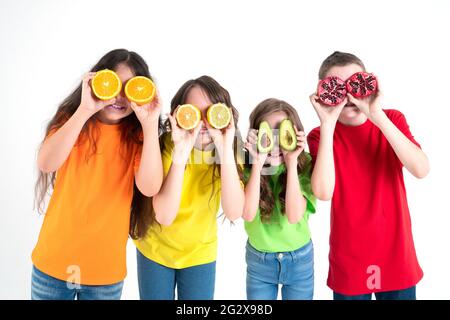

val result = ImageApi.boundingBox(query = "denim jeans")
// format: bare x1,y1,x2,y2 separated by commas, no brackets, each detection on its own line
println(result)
136,249,216,300
31,265,123,300
246,240,314,300
333,286,416,300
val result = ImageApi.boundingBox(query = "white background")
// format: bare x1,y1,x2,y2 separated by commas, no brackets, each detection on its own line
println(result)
1,0,449,300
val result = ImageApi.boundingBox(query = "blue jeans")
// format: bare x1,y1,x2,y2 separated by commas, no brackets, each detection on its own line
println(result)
246,240,314,300
136,249,216,300
31,265,123,300
333,286,416,300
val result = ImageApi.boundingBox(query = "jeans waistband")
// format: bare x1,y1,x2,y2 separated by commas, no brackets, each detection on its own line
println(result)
246,239,313,263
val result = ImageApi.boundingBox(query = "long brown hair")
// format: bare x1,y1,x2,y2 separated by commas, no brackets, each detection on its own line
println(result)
246,98,310,223
34,48,161,239
164,75,244,209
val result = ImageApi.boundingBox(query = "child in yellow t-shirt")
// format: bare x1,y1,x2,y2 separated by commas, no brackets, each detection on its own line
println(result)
134,75,244,300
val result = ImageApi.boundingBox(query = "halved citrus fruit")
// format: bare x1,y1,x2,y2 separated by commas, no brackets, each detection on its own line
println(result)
207,103,231,129
175,104,201,130
91,69,122,100
125,76,156,105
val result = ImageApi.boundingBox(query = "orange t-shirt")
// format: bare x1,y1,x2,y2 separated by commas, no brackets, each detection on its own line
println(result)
32,121,142,285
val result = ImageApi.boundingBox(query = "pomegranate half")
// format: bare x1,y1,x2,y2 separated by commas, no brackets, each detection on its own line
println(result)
317,76,347,106
346,72,378,98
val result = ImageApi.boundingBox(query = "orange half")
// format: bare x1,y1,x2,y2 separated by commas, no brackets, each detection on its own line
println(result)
91,69,122,100
175,104,201,130
125,76,156,105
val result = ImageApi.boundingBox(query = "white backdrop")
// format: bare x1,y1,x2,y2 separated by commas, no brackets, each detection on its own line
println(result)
1,0,449,300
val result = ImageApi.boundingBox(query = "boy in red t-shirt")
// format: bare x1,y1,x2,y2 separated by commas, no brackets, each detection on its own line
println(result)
307,51,430,300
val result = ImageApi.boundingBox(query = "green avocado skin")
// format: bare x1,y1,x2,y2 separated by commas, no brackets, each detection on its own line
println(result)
279,119,297,151
257,121,274,153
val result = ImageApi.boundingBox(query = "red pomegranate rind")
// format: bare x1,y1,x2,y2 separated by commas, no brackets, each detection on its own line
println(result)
346,72,378,98
317,76,347,106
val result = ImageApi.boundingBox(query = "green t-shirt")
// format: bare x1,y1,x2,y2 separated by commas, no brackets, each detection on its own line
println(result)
244,154,316,253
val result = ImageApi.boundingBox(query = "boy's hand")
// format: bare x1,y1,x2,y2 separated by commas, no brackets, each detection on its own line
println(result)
346,75,385,124
282,127,306,170
309,93,347,126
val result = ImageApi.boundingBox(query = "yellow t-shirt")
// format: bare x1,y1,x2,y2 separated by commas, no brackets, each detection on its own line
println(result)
134,134,222,269
32,121,141,285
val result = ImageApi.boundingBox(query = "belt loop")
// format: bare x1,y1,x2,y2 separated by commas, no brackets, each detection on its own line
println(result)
291,250,297,263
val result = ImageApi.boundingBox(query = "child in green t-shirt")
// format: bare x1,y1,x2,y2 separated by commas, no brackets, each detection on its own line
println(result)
242,98,317,300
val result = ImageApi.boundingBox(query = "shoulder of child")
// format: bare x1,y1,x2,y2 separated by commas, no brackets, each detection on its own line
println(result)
383,109,408,125
307,127,321,140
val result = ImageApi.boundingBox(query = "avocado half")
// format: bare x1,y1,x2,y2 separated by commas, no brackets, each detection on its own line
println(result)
279,119,297,151
257,121,274,153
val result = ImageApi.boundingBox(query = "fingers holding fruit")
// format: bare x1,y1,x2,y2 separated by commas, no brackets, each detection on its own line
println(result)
79,72,115,114
309,92,346,124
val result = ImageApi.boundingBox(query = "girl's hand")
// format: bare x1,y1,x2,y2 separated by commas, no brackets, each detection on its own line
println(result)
309,93,347,126
282,127,306,170
244,128,268,170
130,90,162,130
346,75,384,124
206,110,236,159
167,107,203,164
78,72,116,116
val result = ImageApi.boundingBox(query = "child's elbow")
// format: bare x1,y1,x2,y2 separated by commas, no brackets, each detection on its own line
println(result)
317,194,332,201
225,210,241,223
312,185,333,201
155,213,174,226
38,165,54,174
138,185,160,197
287,215,301,224
136,177,162,197
412,160,430,179
242,211,254,222
37,158,56,174
153,200,175,226
286,211,303,224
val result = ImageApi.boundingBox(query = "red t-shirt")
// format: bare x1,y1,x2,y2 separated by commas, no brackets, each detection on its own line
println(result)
307,109,423,295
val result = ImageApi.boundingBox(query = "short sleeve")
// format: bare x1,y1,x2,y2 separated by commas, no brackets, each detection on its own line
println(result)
307,127,321,165
386,109,421,148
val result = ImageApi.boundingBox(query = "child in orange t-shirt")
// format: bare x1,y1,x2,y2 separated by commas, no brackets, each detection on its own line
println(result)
31,49,163,300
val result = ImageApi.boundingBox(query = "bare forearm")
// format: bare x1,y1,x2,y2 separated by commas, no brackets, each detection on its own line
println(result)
242,165,262,222
37,108,92,173
152,161,185,226
220,151,244,221
135,123,163,197
311,123,336,200
285,165,306,224
374,113,430,178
